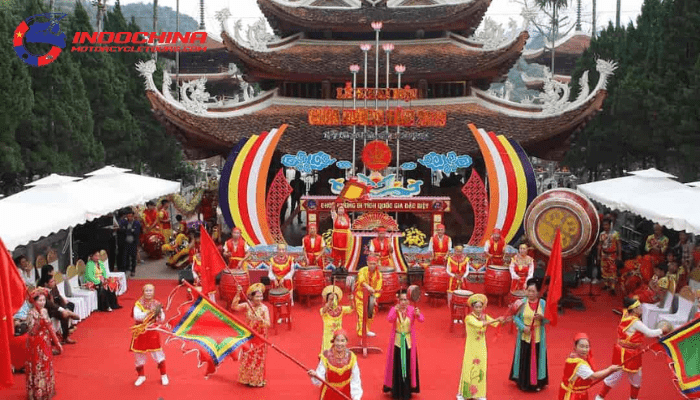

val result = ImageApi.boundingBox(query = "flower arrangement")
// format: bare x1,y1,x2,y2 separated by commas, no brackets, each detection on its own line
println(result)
402,227,426,247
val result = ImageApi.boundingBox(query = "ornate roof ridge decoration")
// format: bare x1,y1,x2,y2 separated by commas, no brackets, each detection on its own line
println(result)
477,59,616,116
257,0,492,35
465,16,527,51
522,30,591,58
138,59,273,118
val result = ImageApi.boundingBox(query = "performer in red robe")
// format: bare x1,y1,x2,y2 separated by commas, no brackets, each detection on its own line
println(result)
558,333,621,400
157,199,172,241
428,224,451,266
595,298,670,400
309,329,363,400
143,201,159,234
370,227,394,268
224,228,250,270
303,223,326,268
331,205,352,268
26,288,62,400
130,284,168,387
446,246,470,292
598,219,621,293
268,244,295,303
510,244,535,292
483,228,506,266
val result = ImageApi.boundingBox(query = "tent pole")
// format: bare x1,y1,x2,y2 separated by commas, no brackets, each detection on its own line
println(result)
69,226,74,266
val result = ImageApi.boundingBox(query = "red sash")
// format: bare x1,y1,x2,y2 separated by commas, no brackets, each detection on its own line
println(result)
303,235,324,267
431,235,450,265
226,238,247,269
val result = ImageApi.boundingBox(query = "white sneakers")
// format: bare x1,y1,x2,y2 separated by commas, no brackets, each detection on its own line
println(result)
135,375,169,386
277,318,283,324
367,331,376,337
592,279,599,284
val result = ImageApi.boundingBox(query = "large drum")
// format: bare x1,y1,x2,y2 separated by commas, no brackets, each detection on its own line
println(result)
142,232,165,259
452,289,473,307
378,268,400,305
293,267,325,296
524,188,600,259
269,288,291,304
484,265,511,296
219,269,250,303
424,265,450,294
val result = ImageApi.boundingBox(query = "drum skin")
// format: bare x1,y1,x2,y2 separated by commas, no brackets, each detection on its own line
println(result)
219,270,250,303
294,267,325,296
524,188,600,259
484,265,511,296
269,288,291,304
378,268,400,305
424,265,450,294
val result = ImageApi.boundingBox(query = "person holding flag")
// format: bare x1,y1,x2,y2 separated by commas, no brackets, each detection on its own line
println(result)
309,329,363,400
509,278,549,392
192,226,228,303
130,284,168,387
231,283,271,387
594,297,670,400
558,333,622,400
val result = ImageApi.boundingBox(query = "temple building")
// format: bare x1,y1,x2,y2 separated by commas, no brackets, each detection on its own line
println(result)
140,0,613,162
521,29,591,90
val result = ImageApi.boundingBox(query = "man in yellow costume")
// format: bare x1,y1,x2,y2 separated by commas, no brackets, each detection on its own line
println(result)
352,255,383,337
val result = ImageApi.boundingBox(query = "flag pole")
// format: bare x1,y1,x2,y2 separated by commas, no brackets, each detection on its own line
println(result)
181,281,352,400
587,343,655,388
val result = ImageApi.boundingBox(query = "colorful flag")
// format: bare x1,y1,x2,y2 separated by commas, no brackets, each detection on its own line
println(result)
657,317,700,398
196,225,227,295
0,238,28,389
543,228,563,327
160,284,261,375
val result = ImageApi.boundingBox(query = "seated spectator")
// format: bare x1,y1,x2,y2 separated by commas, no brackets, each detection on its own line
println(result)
665,252,684,293
85,250,121,312
37,265,80,344
13,300,32,336
15,255,39,287
175,215,188,236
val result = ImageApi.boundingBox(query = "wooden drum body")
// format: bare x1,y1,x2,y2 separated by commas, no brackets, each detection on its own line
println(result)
269,288,291,304
484,265,511,295
219,269,250,303
452,290,473,307
142,232,165,259
293,267,325,296
524,188,600,259
424,265,450,294
378,268,400,305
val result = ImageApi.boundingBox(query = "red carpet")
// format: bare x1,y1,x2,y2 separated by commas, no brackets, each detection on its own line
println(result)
5,280,684,400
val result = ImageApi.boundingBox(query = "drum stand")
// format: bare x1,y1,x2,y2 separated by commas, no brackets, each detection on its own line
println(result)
349,288,382,358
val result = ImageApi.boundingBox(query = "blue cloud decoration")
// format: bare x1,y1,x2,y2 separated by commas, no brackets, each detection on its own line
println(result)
400,162,417,171
281,151,337,173
336,160,352,170
417,151,472,174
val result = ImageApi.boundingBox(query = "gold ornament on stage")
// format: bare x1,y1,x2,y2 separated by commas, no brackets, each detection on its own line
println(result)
402,227,426,247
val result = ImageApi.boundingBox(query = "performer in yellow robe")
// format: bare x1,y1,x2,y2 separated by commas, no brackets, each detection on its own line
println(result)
320,285,353,353
457,294,503,400
353,255,383,337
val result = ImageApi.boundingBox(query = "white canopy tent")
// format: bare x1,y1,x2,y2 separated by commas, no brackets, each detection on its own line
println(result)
0,168,180,251
577,174,685,212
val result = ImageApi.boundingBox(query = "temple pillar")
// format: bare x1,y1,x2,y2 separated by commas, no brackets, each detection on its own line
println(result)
322,80,332,99
418,79,428,99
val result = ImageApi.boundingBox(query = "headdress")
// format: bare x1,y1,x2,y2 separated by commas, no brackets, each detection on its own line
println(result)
436,223,445,230
308,223,317,229
468,293,487,307
454,245,464,251
247,282,266,297
492,228,501,235
322,285,343,302
573,332,594,366
232,227,241,234
331,329,348,343
622,299,641,318
376,227,387,233
367,255,379,263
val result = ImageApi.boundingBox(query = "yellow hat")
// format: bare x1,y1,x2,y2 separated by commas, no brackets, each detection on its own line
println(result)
247,283,266,297
468,293,487,307
322,285,343,302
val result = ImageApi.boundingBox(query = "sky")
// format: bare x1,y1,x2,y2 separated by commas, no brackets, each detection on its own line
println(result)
115,0,646,35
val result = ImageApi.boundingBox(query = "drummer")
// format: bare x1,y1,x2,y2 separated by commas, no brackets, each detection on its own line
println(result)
428,224,452,266
268,244,296,305
224,228,250,271
302,223,326,268
351,255,383,337
446,246,470,307
483,228,506,266
370,227,394,268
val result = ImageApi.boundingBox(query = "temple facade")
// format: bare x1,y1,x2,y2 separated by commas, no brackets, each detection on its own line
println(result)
140,0,613,162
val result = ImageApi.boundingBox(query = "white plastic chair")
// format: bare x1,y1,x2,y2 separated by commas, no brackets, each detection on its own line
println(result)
642,291,675,329
690,279,700,293
66,265,98,312
56,275,89,321
101,253,127,296
659,287,697,328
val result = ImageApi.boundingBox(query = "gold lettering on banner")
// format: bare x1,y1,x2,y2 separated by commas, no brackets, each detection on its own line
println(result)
335,86,419,101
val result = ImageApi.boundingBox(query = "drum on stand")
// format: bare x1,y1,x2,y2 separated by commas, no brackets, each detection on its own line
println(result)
269,288,291,304
294,267,325,296
484,265,511,295
451,289,473,308
367,294,377,319
142,232,165,259
424,265,449,294
378,268,400,305
219,269,250,303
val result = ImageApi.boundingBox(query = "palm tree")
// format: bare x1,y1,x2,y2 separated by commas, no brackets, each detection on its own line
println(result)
535,0,570,72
